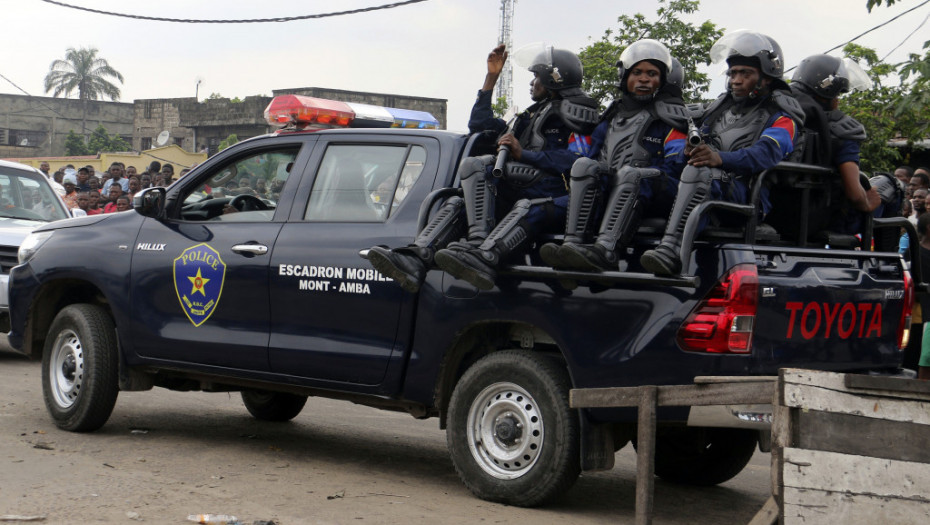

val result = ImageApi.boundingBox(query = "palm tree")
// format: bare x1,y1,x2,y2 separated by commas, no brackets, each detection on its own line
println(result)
44,47,124,138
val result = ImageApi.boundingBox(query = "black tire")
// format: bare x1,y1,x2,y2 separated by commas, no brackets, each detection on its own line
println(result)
446,350,580,507
652,427,758,485
241,390,308,422
41,304,119,432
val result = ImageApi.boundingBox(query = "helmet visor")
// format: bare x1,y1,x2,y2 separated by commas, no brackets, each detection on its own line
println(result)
839,58,871,93
618,39,672,71
710,30,773,65
512,42,553,70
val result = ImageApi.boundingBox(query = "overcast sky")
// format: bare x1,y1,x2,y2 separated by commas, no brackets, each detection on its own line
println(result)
2,0,927,132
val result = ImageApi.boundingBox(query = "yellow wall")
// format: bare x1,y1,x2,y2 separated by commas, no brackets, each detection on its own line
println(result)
5,145,207,175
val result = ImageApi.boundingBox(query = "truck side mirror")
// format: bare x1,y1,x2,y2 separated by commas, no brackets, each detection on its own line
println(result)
134,187,166,219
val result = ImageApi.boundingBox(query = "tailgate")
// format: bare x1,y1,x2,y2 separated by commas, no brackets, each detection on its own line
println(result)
752,247,908,371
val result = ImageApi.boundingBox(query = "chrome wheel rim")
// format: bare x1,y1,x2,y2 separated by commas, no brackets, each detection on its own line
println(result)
49,329,84,409
466,382,544,480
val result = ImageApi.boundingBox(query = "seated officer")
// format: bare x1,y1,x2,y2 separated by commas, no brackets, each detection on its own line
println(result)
789,54,880,234
538,39,689,272
366,43,597,292
640,30,804,276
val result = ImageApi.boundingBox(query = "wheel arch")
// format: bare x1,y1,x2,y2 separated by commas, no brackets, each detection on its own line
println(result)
433,320,570,429
22,278,111,360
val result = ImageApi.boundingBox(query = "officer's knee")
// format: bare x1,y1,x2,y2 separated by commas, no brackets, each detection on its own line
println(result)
570,157,601,182
459,155,495,180
680,165,714,184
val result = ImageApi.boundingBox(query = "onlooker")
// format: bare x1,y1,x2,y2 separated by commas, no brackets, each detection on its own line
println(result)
88,176,101,193
895,166,914,188
161,164,175,185
77,191,101,216
102,162,130,194
140,172,153,189
102,185,123,213
911,188,928,225
909,171,929,199
916,212,930,380
128,176,141,199
147,161,162,177
62,179,79,209
87,191,102,214
126,166,138,177
115,195,131,212
38,161,51,178
75,167,92,192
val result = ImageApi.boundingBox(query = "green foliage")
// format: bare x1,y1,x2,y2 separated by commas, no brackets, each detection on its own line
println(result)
578,0,723,105
838,44,926,171
218,134,239,151
896,41,930,139
491,96,509,118
86,125,131,154
65,125,131,156
64,130,89,156
44,47,124,101
207,93,224,100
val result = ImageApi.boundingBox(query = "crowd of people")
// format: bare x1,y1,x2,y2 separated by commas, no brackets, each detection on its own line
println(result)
34,159,183,217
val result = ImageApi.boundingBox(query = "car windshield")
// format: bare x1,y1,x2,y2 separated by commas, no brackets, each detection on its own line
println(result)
0,169,71,222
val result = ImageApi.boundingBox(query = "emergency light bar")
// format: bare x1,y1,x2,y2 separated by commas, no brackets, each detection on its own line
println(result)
264,94,439,130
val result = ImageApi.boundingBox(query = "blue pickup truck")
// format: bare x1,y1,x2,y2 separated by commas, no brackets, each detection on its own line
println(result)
5,95,915,507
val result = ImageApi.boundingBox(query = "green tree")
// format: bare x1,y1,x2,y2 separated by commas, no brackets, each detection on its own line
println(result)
866,0,930,142
578,0,723,105
44,47,124,139
218,134,239,151
491,95,509,118
838,44,925,171
86,124,131,154
63,130,89,156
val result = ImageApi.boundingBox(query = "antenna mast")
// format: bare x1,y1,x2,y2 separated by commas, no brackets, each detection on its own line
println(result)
495,0,515,112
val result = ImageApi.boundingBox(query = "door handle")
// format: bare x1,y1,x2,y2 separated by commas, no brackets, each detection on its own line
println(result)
231,244,269,255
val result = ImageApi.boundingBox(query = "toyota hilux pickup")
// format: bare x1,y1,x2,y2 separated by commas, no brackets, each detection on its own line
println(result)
6,94,915,507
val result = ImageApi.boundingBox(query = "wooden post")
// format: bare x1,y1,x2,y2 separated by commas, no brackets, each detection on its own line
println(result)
635,386,657,525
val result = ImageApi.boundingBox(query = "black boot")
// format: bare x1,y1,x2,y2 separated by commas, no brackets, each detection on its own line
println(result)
365,196,467,293
436,199,537,290
540,157,602,270
640,166,712,276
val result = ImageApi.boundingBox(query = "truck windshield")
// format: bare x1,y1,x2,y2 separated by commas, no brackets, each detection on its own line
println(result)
0,170,71,222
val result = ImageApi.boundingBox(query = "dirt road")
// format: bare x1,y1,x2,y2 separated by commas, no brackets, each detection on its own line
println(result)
0,353,771,524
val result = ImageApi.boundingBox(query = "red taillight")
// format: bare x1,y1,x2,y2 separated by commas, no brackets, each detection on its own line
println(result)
897,269,913,350
678,263,758,354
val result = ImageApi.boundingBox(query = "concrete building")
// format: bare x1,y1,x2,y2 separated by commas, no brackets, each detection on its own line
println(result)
1,88,448,159
0,93,133,159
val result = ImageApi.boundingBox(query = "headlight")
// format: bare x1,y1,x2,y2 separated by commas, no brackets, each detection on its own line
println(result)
18,231,54,264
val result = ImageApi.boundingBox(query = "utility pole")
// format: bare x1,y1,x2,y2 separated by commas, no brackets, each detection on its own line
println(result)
495,0,515,114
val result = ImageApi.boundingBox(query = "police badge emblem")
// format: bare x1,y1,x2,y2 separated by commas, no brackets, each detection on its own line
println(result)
173,243,226,326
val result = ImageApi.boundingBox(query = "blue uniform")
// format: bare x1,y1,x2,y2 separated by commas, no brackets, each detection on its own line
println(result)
707,106,798,217
468,89,583,230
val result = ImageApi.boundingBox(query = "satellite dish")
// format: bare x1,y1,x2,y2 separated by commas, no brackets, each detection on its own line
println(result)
20,138,29,146
155,130,171,147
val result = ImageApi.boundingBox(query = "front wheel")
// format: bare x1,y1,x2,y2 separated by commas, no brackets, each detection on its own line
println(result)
446,351,579,507
241,390,308,422
42,304,119,432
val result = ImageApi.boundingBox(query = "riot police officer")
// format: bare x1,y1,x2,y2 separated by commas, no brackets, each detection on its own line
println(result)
366,43,597,292
790,54,881,234
538,39,690,272
639,30,805,276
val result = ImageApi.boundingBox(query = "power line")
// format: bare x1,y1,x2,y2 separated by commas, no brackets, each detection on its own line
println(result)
881,10,930,62
40,0,431,23
822,0,930,55
0,71,70,120
783,0,930,74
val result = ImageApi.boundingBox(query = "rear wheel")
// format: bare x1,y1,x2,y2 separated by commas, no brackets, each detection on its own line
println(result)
241,390,308,422
446,350,579,507
42,304,119,432
652,427,758,485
